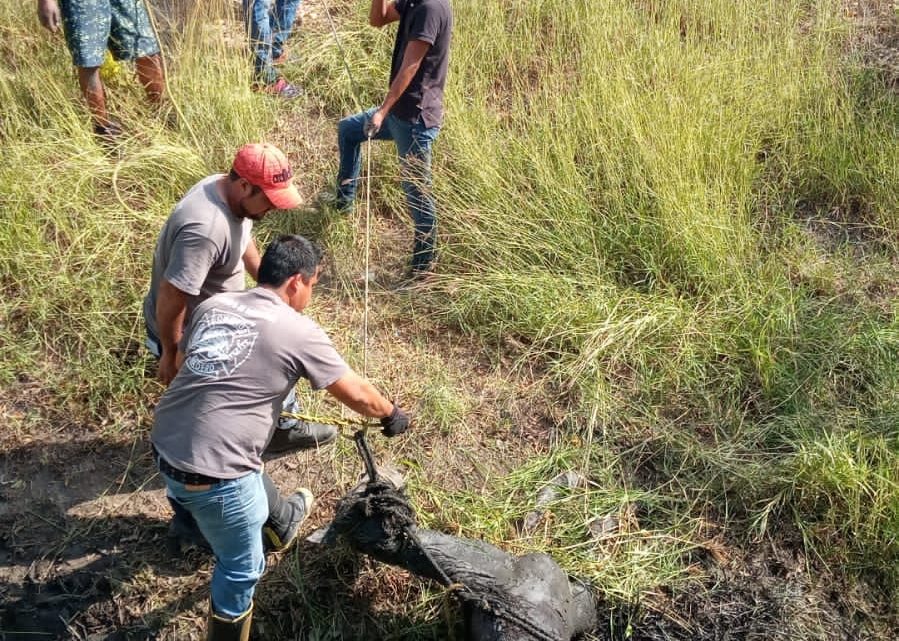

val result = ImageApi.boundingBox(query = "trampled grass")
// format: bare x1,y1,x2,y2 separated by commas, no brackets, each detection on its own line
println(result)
1,0,898,637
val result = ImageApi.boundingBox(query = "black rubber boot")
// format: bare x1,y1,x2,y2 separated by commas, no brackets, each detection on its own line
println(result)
265,421,338,454
207,600,252,641
261,472,314,552
165,496,211,555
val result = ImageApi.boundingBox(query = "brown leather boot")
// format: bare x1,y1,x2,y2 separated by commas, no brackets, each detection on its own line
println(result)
207,601,252,641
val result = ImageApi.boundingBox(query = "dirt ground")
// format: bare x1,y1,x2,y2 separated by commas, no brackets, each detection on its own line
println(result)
0,285,558,640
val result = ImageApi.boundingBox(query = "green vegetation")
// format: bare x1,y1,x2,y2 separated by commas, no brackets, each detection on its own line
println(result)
1,0,897,637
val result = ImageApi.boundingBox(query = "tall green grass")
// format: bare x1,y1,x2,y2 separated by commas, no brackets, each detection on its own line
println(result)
296,0,899,610
442,0,899,599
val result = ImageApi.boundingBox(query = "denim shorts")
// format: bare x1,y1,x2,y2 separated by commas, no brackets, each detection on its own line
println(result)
60,0,160,67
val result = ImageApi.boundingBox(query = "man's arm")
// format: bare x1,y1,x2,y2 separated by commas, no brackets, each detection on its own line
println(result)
327,371,410,436
367,40,431,134
369,0,400,27
156,279,189,385
37,0,61,32
242,238,261,282
326,371,394,418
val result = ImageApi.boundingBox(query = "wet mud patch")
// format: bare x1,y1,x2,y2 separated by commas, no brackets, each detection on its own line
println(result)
0,435,198,640
622,541,896,641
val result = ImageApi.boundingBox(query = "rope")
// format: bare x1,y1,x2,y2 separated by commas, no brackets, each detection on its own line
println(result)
301,24,492,633
363,134,372,377
321,0,374,378
280,410,378,431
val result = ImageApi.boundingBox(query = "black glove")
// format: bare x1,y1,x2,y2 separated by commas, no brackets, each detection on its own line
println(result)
380,404,410,437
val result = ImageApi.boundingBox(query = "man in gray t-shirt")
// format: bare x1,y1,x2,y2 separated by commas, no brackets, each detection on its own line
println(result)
143,143,301,385
144,144,338,555
143,172,253,352
143,143,335,450
151,235,410,639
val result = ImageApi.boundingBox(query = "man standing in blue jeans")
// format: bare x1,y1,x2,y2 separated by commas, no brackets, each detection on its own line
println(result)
244,0,303,98
335,0,453,279
151,235,410,639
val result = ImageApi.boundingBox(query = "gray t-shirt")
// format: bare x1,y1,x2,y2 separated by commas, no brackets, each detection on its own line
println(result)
151,288,350,478
143,174,253,342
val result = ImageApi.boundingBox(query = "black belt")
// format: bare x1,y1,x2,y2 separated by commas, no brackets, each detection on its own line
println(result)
152,445,222,486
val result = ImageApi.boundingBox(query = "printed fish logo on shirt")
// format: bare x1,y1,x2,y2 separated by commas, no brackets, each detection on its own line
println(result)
184,308,259,378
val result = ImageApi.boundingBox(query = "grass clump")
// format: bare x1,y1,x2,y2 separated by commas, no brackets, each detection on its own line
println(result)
785,418,899,581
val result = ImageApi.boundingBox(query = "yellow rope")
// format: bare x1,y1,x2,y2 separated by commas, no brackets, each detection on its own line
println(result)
280,410,379,430
283,5,377,432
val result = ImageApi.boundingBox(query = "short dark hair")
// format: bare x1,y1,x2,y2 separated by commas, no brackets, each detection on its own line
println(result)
258,235,322,286
228,168,261,195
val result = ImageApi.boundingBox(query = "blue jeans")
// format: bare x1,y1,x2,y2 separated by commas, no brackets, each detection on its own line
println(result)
337,108,441,273
162,470,268,618
243,0,301,84
278,386,301,429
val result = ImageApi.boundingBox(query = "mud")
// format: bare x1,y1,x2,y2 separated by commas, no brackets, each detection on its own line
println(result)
321,477,597,641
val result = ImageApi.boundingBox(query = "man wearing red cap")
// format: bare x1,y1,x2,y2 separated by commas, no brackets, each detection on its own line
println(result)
143,144,338,551
144,143,304,386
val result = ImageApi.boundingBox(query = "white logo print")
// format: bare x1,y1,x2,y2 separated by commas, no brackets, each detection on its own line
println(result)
184,308,258,378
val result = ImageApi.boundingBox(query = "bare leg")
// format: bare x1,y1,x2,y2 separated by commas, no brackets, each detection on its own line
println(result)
136,54,166,105
76,67,109,128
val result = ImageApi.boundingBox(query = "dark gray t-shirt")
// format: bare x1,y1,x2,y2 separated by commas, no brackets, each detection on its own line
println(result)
143,174,252,342
390,0,453,128
151,288,350,478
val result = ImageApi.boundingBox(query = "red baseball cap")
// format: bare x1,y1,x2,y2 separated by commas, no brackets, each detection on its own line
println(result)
232,143,303,210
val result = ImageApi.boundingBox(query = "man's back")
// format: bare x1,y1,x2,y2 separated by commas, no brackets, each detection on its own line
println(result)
151,287,348,479
143,175,253,340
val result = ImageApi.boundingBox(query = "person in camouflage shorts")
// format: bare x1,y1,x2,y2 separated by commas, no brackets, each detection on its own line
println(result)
37,0,167,142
